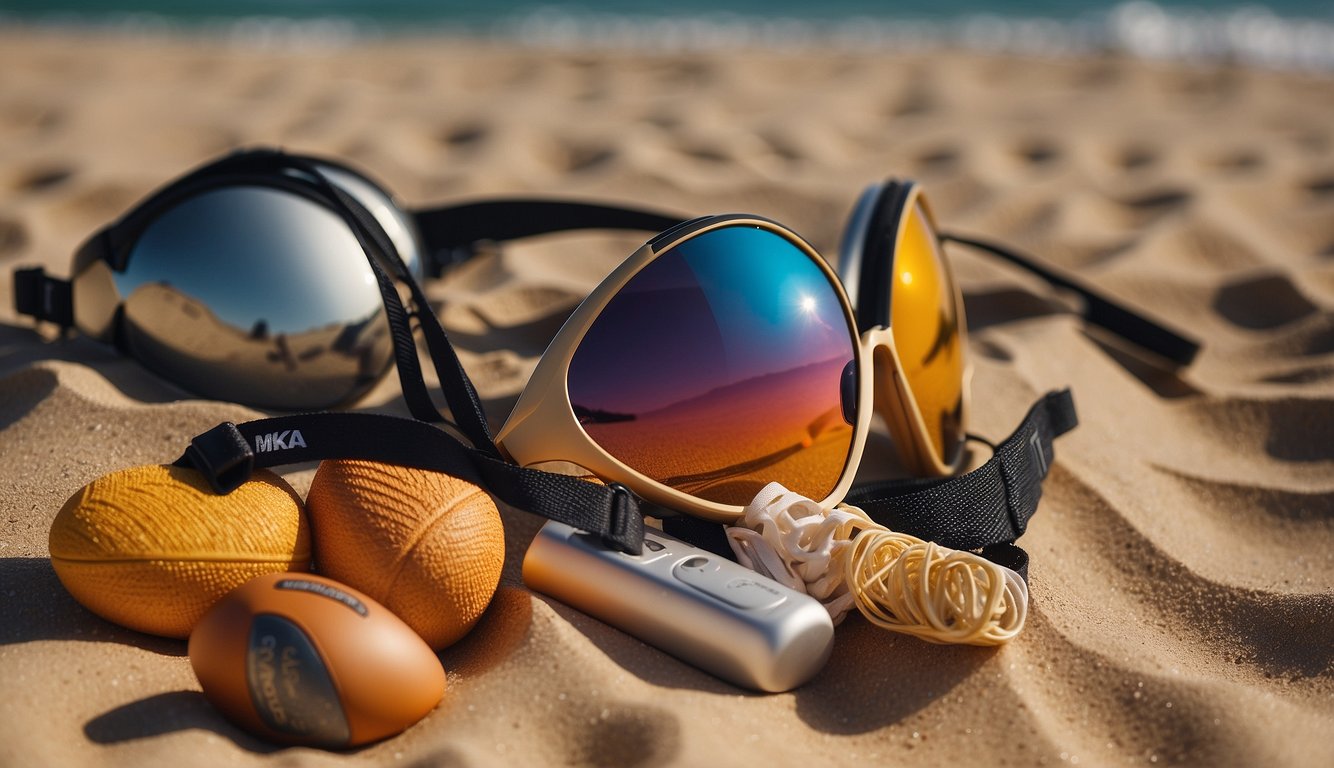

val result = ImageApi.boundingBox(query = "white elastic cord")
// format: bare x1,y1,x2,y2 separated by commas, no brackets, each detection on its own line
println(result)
725,482,1028,646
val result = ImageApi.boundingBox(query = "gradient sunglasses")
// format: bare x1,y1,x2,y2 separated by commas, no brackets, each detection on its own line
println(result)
491,183,1197,524
12,148,679,412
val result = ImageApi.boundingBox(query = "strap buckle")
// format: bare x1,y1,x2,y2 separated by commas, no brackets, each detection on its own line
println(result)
182,422,255,494
603,483,644,555
13,268,74,328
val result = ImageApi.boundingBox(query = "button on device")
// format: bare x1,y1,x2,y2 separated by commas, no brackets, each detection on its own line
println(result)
672,559,788,610
643,539,665,552
715,578,788,610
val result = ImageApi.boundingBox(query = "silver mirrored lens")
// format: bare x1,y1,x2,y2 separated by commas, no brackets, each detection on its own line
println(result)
110,185,395,409
315,165,423,282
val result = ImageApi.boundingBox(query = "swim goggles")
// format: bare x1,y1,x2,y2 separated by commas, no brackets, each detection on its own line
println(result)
131,151,1193,561
11,148,679,412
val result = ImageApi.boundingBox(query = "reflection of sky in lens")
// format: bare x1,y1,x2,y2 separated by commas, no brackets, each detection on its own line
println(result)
120,187,382,335
568,225,850,416
567,224,857,503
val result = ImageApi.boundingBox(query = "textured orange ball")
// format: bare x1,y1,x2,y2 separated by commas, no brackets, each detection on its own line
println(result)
48,464,311,638
305,460,504,650
190,572,446,748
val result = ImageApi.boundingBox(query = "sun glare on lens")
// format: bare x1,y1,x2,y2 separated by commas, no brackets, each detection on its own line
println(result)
799,294,818,314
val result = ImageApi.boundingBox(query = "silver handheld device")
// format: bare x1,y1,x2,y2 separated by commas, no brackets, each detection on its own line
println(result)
522,521,834,692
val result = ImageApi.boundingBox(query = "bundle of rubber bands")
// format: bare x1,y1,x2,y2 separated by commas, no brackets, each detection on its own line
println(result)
725,483,1027,646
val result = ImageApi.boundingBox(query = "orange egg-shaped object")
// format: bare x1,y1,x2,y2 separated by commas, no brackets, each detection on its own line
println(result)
49,464,310,638
189,572,446,748
305,460,504,650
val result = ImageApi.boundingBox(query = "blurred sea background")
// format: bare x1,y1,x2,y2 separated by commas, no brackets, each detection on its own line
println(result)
2,1,1333,69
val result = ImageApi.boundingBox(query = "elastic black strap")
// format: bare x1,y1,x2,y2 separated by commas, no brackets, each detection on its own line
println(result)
661,392,1072,581
12,268,73,328
286,157,500,452
175,413,645,554
414,200,682,277
941,232,1200,367
845,388,1077,552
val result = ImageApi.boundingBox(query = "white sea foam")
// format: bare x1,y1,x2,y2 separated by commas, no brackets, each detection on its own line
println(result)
2,2,1332,71
504,2,1334,71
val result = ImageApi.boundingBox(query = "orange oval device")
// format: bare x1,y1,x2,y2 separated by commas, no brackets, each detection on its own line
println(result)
189,572,446,748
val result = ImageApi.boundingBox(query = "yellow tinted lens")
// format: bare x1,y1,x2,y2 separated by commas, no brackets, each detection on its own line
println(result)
890,200,965,465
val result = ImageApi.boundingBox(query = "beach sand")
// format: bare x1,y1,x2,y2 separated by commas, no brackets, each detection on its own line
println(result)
1,28,1331,767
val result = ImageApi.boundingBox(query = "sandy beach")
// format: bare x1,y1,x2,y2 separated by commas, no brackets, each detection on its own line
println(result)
1,26,1332,767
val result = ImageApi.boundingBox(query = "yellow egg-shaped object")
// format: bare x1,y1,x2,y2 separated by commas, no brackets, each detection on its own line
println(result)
49,464,311,638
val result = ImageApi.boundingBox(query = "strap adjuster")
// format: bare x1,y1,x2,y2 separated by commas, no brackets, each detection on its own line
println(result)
182,422,254,494
13,268,74,327
603,483,644,555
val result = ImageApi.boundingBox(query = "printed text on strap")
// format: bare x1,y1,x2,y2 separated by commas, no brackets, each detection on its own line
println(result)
174,412,646,555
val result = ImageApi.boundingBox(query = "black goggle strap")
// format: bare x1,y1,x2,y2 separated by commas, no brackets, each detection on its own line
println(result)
282,156,500,454
175,412,645,555
296,164,686,456
941,232,1201,367
841,387,1078,580
413,200,683,277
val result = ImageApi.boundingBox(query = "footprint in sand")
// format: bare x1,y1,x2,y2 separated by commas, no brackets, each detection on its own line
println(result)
756,132,803,165
1113,144,1159,173
642,111,681,131
1014,139,1062,169
0,216,27,256
13,165,74,193
1303,174,1334,200
1116,187,1193,227
1293,129,1330,155
675,141,732,165
1197,396,1334,464
439,121,491,151
913,145,961,175
571,705,682,768
1213,272,1318,330
1206,148,1266,175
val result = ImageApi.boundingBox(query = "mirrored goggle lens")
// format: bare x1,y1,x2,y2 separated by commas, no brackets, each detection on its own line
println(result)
891,200,965,466
113,186,394,409
567,224,859,506
316,164,423,282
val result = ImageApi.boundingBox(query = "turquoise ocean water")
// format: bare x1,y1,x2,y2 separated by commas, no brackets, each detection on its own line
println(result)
2,1,1333,69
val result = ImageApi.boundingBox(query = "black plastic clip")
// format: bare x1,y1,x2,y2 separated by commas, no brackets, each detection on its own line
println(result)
603,482,644,556
181,422,255,494
13,268,74,328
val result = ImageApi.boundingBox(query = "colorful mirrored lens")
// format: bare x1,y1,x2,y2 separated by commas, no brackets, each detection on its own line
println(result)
114,186,394,409
567,224,858,505
890,201,965,465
